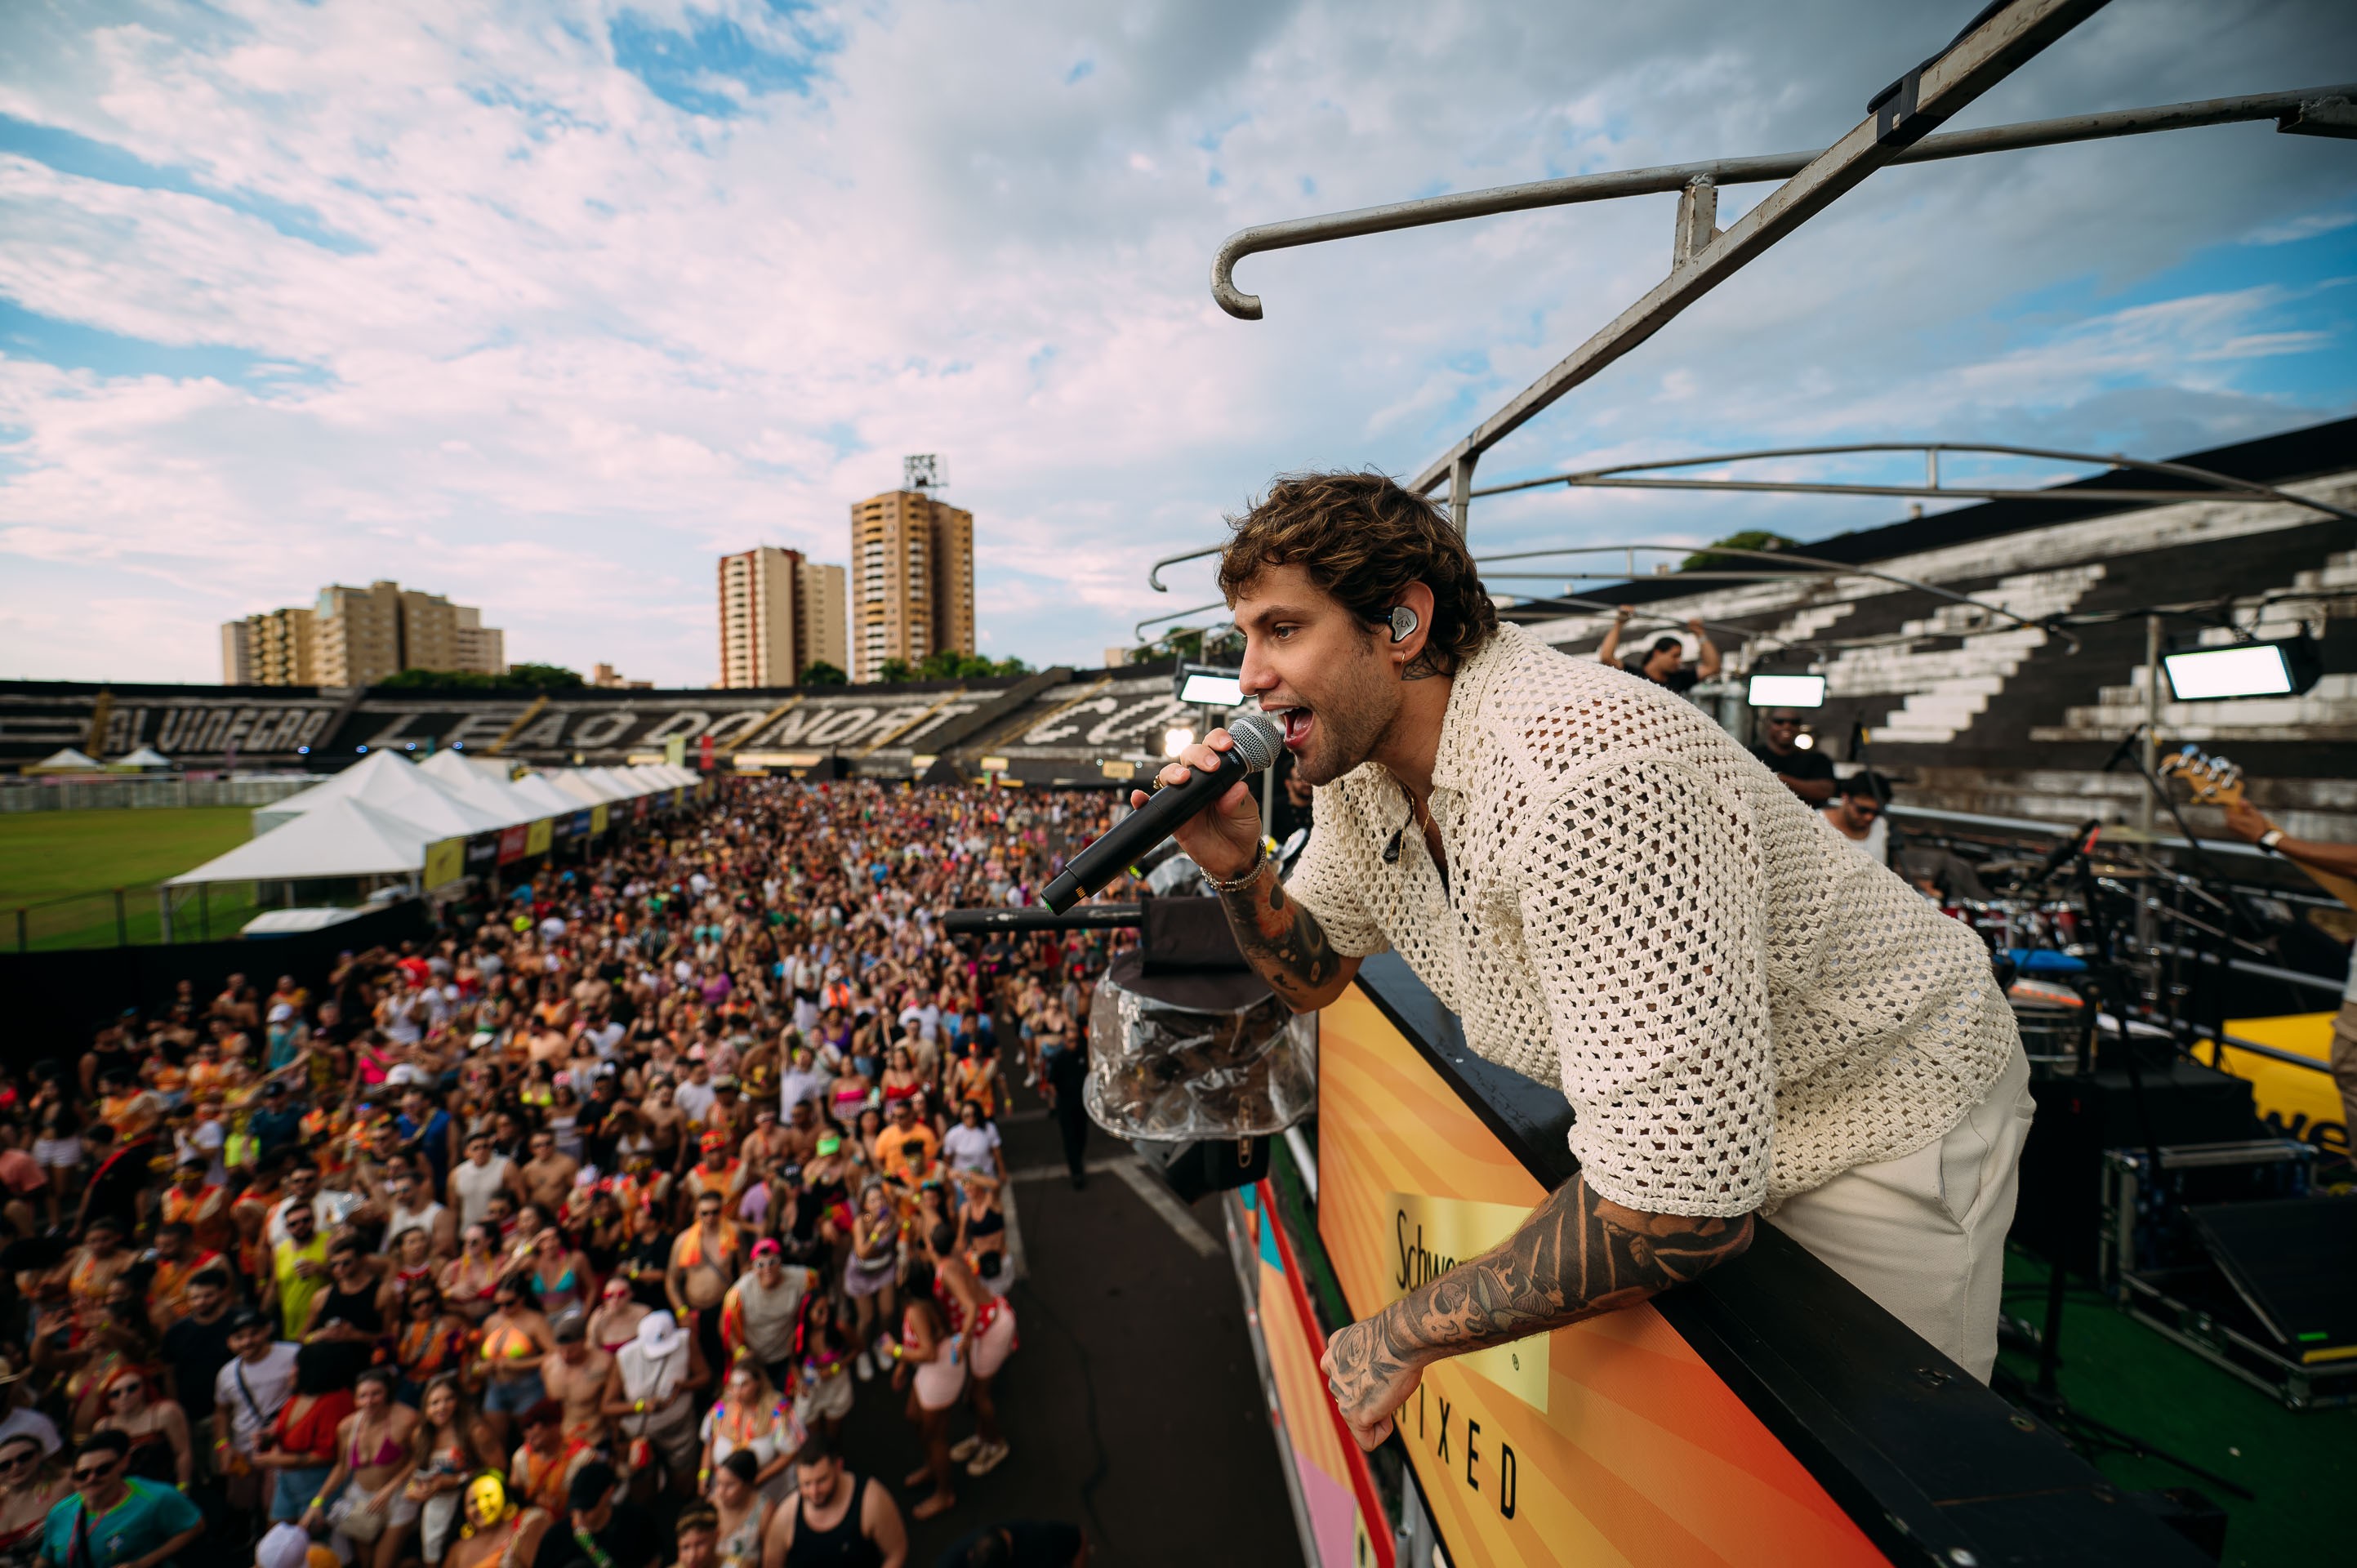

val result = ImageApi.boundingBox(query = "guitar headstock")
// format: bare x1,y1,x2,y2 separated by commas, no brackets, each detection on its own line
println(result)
2158,743,2244,808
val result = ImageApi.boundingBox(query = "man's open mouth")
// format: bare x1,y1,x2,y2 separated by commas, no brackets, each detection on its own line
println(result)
1270,706,1314,749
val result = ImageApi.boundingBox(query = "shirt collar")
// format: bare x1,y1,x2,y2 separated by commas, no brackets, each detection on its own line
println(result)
1428,624,1525,795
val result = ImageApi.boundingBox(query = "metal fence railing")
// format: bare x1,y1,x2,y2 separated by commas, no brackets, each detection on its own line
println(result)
6,881,268,951
0,775,316,813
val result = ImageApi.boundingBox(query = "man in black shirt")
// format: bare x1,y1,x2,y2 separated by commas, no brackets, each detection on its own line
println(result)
248,1083,305,1164
537,1461,662,1568
1749,710,1837,804
1596,606,1721,694
161,1268,238,1430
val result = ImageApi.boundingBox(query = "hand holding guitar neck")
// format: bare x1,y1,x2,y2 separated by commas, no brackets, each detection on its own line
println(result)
2161,743,2357,912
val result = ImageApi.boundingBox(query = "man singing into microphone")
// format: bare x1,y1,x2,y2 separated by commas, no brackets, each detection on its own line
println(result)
1151,471,2029,1451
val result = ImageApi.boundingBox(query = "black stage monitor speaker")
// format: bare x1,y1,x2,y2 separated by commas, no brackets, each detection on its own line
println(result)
2188,1198,2357,1362
2014,1062,2259,1277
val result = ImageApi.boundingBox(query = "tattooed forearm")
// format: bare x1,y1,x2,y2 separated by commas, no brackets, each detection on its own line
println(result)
1333,1174,1753,1405
1217,862,1344,1009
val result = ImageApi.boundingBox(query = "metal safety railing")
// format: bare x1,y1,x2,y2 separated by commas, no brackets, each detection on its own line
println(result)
0,774,315,812
6,881,267,951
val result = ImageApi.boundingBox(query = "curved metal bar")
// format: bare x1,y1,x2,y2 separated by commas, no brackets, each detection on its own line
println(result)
1533,477,2262,505
1214,84,2357,320
1493,590,1776,645
1485,570,1803,582
1473,542,2079,651
1133,600,1228,638
1472,439,2357,525
1146,542,1225,593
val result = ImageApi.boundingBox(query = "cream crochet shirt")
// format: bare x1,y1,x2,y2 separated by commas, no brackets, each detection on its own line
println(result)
1288,624,2017,1217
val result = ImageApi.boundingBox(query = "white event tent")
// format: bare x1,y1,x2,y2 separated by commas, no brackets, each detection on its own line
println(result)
170,797,439,884
173,751,698,889
506,772,588,817
25,747,104,775
252,751,516,837
416,751,541,826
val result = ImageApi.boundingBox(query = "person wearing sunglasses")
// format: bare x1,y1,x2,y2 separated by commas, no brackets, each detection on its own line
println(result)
87,1373,189,1490
1749,709,1837,804
0,1434,66,1567
33,1432,203,1568
1823,772,1894,866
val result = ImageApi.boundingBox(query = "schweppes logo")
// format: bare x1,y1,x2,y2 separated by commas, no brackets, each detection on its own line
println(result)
1387,1192,1548,1414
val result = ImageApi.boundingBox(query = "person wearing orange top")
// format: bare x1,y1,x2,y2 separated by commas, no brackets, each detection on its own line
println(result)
148,1056,189,1108
677,1132,742,1223
871,1101,939,1192
159,1156,237,1258
231,1166,283,1285
59,1214,136,1337
94,1076,163,1145
667,1189,743,1388
185,1040,226,1101
507,1399,590,1516
143,1223,224,1330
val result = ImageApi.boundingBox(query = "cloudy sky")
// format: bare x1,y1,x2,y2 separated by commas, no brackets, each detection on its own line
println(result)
2,0,2352,685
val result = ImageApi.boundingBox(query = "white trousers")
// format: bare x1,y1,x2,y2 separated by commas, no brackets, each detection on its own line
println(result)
1766,1043,2034,1382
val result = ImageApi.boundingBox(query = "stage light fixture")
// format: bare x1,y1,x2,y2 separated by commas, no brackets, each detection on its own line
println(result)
2161,635,2323,702
1747,673,1826,708
1174,664,1244,707
1162,726,1196,758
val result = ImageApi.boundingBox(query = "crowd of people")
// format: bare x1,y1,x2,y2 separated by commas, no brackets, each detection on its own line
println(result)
0,780,1124,1568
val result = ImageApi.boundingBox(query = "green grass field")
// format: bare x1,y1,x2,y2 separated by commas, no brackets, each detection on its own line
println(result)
0,807,261,948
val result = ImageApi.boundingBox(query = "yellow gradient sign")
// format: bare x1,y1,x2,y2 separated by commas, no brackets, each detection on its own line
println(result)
1317,986,1882,1567
1383,1192,1550,1412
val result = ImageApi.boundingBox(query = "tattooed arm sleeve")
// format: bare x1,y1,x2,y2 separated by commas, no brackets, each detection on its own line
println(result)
1321,1173,1753,1445
1216,858,1361,1013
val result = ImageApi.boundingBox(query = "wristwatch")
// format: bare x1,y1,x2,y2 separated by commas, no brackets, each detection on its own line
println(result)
2257,829,2285,855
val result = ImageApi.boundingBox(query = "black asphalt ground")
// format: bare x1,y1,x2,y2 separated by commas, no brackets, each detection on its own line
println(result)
832,1088,1304,1565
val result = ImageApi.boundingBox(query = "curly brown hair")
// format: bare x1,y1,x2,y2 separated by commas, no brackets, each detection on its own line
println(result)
1217,471,1498,676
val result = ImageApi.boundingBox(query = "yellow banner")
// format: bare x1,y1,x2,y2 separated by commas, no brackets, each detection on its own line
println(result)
524,817,553,856
422,836,465,890
1316,986,1881,1567
590,803,608,835
2208,1013,2346,1152
1384,1192,1551,1411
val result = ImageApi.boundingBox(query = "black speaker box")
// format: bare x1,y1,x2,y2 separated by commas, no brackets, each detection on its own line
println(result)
2014,1060,2261,1277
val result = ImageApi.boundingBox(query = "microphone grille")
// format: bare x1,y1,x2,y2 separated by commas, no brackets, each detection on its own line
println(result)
1226,712,1282,772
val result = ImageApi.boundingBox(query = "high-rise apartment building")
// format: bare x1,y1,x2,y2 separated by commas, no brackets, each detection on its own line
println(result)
717,547,849,688
221,607,321,685
454,607,505,677
221,621,252,684
849,486,974,682
220,581,503,686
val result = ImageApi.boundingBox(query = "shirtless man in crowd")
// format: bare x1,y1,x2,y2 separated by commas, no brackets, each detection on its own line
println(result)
540,1312,615,1450
520,1129,580,1215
